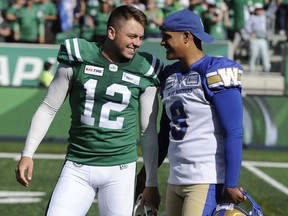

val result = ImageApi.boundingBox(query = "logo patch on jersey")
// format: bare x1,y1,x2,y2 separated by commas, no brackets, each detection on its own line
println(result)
207,67,242,88
186,73,199,86
122,72,140,85
84,65,104,76
73,162,83,167
109,64,118,72
165,74,176,90
119,164,128,170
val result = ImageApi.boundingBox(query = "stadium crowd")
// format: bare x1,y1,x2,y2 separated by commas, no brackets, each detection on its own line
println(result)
0,0,287,58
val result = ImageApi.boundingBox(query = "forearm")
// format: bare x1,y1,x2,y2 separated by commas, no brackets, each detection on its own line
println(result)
139,86,159,187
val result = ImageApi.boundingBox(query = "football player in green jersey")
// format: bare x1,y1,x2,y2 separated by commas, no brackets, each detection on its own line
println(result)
15,5,163,216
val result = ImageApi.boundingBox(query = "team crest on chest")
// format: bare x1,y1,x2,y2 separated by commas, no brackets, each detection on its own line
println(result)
109,64,118,72
84,65,104,76
186,72,199,86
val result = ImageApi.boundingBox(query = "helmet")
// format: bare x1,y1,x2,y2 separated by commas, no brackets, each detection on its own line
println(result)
133,194,155,216
212,190,264,216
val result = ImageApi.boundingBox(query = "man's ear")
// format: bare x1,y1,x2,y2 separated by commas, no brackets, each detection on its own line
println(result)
107,26,116,40
183,31,191,44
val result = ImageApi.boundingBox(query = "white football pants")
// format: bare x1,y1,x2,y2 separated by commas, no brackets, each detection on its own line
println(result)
46,160,136,216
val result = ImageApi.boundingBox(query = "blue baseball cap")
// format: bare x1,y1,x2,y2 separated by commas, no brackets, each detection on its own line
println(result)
160,9,215,43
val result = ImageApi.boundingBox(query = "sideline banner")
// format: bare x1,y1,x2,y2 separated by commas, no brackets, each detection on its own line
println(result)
0,41,230,87
243,95,288,147
0,43,59,87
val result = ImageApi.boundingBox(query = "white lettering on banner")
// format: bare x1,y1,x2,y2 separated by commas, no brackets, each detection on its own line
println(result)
12,57,43,86
0,56,10,86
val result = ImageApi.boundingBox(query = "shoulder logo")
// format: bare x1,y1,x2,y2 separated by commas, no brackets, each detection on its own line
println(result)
122,72,140,85
218,68,241,86
207,67,242,88
84,65,104,76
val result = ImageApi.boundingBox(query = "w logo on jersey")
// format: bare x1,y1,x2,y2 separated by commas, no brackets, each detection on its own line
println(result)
206,67,242,88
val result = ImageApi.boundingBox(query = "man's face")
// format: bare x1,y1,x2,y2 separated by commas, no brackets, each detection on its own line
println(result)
109,18,145,61
160,31,185,60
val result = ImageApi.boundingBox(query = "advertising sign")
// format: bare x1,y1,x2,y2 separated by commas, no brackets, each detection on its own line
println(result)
0,43,59,86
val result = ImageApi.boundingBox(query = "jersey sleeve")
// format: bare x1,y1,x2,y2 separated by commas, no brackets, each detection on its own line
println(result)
211,89,243,188
57,38,98,65
57,39,74,64
138,52,164,87
198,56,243,187
203,56,243,99
139,86,159,186
22,63,73,158
204,57,243,188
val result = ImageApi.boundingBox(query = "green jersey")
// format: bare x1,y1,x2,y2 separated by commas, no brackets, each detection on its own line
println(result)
57,38,162,166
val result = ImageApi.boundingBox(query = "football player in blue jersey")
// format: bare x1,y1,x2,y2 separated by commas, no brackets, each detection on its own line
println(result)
138,9,246,216
15,5,162,216
159,9,246,216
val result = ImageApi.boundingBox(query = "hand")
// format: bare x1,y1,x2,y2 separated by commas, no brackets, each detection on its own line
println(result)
15,156,34,187
221,187,247,205
140,186,161,215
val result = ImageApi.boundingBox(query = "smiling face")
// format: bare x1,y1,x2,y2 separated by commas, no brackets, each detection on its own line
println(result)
103,5,147,63
160,31,186,60
108,18,145,61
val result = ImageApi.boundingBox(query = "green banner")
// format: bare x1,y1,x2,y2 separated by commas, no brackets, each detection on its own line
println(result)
243,96,288,147
0,43,59,87
285,43,288,95
0,41,230,87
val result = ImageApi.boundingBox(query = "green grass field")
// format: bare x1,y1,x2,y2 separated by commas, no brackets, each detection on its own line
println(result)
0,142,288,216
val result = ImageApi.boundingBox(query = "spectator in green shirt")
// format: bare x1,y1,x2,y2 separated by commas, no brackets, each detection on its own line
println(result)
92,0,114,44
13,0,45,43
162,0,184,17
38,0,58,44
144,0,164,38
5,0,25,42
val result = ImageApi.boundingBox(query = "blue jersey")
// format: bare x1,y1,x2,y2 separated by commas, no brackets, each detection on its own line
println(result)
159,55,243,187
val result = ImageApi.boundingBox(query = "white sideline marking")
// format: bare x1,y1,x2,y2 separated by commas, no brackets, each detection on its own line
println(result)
243,160,288,168
0,191,45,204
0,197,42,204
242,161,288,196
0,191,45,197
0,153,66,160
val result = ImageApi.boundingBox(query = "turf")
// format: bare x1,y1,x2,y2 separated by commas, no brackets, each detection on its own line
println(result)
0,142,288,215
